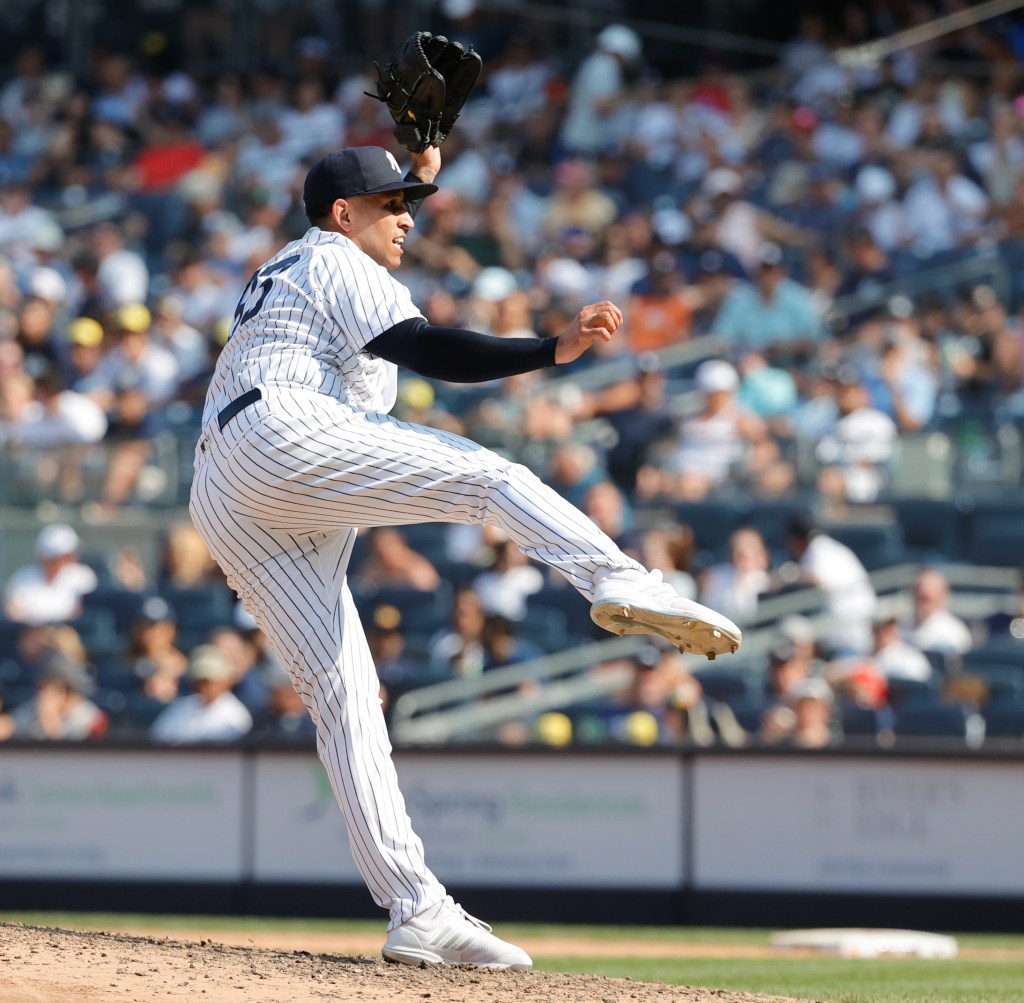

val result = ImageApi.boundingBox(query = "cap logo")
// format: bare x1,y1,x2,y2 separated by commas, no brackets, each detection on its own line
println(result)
384,151,401,176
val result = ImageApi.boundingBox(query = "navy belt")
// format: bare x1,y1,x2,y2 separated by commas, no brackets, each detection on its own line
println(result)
217,388,262,430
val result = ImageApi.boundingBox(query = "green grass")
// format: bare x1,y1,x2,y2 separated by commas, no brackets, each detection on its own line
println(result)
538,956,1024,1003
1,914,1022,1003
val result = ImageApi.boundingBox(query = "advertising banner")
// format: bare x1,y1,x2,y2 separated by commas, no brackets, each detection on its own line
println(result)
252,752,685,887
693,756,1024,895
0,750,245,879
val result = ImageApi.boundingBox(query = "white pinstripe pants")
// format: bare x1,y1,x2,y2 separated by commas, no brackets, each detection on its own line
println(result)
189,387,642,926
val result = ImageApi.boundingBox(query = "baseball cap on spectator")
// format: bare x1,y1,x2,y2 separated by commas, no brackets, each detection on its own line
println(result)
36,523,80,560
28,267,66,304
856,165,896,204
785,677,834,708
757,242,784,269
596,24,642,61
694,359,739,395
114,304,151,333
540,257,591,301
137,596,175,626
68,317,104,347
778,614,816,646
27,218,64,254
652,207,692,245
702,167,743,199
303,147,438,211
472,267,518,302
38,650,95,696
189,644,235,682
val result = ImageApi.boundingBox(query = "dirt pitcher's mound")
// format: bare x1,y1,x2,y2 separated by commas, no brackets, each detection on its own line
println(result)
0,922,827,1003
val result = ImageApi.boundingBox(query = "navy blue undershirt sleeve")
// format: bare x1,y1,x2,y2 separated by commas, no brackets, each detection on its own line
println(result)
365,317,558,382
404,172,428,220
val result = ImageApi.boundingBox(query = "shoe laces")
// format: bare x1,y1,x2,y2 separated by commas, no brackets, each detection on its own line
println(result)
444,898,492,933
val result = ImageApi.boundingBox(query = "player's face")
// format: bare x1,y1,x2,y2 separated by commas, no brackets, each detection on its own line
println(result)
345,192,415,270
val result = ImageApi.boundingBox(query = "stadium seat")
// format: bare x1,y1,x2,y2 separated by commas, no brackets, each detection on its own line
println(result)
840,704,886,737
885,676,942,711
67,607,123,661
891,498,967,562
518,606,570,653
895,701,985,743
82,588,149,635
159,584,237,647
825,521,906,570
983,699,1024,739
692,669,751,705
526,585,597,640
675,499,749,559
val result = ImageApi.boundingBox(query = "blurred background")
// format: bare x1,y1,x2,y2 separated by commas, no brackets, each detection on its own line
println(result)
0,0,1022,755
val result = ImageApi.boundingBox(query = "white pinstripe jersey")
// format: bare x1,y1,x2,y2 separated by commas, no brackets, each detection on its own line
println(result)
202,227,423,426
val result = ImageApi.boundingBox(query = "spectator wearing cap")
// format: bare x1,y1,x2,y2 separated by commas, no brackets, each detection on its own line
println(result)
64,317,106,394
763,676,837,749
87,302,179,508
814,365,898,505
250,655,316,740
127,596,189,704
782,513,877,656
467,268,539,340
698,526,771,625
651,359,792,501
853,166,905,252
559,24,642,157
3,523,97,625
149,644,252,744
6,650,107,741
712,242,825,363
15,267,67,379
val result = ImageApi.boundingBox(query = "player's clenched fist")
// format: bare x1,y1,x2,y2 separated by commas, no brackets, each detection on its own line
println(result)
554,300,624,364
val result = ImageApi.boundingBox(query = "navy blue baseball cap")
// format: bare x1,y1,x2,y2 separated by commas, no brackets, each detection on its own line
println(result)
303,147,438,211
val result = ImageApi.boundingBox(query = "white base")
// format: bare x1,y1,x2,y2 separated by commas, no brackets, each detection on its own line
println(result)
770,928,958,959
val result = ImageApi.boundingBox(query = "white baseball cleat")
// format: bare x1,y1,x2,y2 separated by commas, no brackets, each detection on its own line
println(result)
382,898,533,970
591,568,742,660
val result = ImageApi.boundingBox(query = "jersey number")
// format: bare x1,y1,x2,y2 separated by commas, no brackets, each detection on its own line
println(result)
230,254,302,335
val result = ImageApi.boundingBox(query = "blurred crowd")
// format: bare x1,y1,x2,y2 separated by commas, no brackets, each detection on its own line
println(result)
1,0,1023,746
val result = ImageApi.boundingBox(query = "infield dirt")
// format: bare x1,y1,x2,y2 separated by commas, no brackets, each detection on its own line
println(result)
0,921,832,1003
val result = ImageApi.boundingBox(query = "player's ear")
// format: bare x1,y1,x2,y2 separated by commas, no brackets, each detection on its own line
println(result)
333,198,352,232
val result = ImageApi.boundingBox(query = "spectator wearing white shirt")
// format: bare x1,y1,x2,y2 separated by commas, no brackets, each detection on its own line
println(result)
815,367,898,504
903,147,989,256
2,365,107,448
698,526,771,625
559,24,641,157
784,513,877,656
906,568,973,655
150,644,253,745
92,222,149,307
3,523,98,626
871,615,934,681
472,537,544,621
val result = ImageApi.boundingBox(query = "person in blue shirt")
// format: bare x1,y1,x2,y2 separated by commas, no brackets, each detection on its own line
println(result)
712,242,825,363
